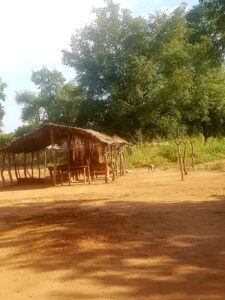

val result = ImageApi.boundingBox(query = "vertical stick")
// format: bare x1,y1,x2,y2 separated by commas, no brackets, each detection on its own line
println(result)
190,139,195,171
8,153,13,184
31,152,34,178
110,146,116,181
50,128,56,186
115,147,118,177
24,153,27,178
37,151,41,178
44,149,47,178
104,150,109,183
122,148,126,175
67,133,71,185
87,159,91,184
119,148,122,176
87,140,91,184
83,167,86,184
175,141,184,181
1,154,6,186
13,153,19,181
17,153,21,178
183,141,188,175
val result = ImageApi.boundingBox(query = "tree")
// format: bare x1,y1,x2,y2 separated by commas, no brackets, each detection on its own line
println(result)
200,0,225,47
186,4,223,65
0,78,7,129
0,132,14,148
15,91,43,127
16,67,85,127
62,1,225,140
63,0,154,136
14,124,35,138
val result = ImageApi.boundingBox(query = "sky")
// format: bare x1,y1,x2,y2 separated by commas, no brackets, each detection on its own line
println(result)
0,0,198,133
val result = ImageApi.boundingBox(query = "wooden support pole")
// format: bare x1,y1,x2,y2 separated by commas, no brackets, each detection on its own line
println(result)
87,159,91,184
1,154,6,186
183,141,188,175
67,133,71,185
24,153,27,178
83,167,86,184
13,153,19,181
175,141,184,181
119,149,123,176
36,151,41,178
8,153,13,184
114,148,118,177
31,152,34,178
110,146,116,182
121,148,126,175
190,139,195,171
44,150,47,178
104,150,109,183
17,153,21,178
50,128,56,186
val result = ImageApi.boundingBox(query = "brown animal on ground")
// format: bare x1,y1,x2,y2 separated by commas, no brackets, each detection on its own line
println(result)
148,164,155,172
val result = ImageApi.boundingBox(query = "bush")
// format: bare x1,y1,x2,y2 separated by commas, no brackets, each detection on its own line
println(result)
125,136,225,168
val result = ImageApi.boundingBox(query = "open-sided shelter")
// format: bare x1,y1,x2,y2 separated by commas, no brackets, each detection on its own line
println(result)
0,123,128,186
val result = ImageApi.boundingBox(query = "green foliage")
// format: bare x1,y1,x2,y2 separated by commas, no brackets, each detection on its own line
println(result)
200,0,225,51
62,1,225,140
15,67,85,128
0,78,7,128
125,137,225,168
14,124,35,138
9,1,225,143
0,133,14,148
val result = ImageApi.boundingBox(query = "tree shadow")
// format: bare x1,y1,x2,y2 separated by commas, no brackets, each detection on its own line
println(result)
1,197,225,299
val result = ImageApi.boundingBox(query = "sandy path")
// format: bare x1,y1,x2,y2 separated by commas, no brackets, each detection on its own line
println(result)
0,169,225,299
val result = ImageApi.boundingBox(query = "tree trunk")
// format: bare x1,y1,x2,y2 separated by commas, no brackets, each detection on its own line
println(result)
175,140,184,181
183,141,188,175
190,139,195,171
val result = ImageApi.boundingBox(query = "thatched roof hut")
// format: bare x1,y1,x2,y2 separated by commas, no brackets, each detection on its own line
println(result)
0,123,128,186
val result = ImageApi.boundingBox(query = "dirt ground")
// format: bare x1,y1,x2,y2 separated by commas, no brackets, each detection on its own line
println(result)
0,169,225,300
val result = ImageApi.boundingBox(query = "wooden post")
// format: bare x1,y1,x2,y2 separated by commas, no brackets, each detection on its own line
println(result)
44,149,47,178
31,152,34,178
183,140,188,175
110,146,116,182
87,159,91,184
37,151,41,178
87,140,91,184
50,128,57,186
190,139,195,171
121,148,126,175
8,153,13,184
17,153,21,178
175,140,184,181
83,167,86,184
104,150,109,183
67,133,71,185
119,148,125,176
24,153,27,178
1,154,6,186
115,147,118,177
13,153,19,181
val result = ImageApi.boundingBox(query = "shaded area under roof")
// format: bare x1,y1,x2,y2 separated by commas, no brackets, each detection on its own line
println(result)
0,123,128,154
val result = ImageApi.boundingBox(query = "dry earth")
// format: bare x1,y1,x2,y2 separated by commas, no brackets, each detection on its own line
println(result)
0,169,225,300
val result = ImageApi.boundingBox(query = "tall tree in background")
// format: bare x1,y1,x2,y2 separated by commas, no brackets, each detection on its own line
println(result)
0,78,7,129
200,0,225,50
12,0,225,141
16,66,85,130
187,3,223,65
63,0,156,136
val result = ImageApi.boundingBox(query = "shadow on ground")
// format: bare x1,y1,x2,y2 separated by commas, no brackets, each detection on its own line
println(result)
1,196,225,299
